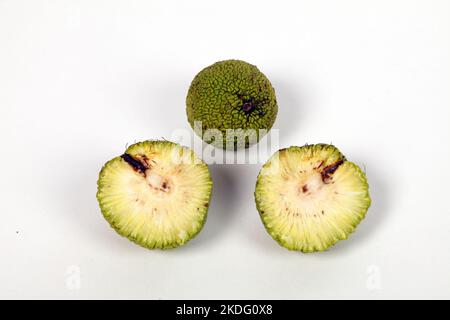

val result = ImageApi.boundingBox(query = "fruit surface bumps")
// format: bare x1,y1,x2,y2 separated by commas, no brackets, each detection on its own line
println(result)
254,144,371,253
96,140,213,249
186,59,278,149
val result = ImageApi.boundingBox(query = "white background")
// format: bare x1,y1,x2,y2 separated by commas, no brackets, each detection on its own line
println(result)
1,0,449,300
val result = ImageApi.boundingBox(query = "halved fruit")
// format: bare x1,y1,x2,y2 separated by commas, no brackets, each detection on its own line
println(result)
254,144,371,252
96,140,213,249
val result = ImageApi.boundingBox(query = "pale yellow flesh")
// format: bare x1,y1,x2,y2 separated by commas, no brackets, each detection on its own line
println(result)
97,141,212,249
255,145,371,252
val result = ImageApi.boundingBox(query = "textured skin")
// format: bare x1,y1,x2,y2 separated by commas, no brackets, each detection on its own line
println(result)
186,60,278,149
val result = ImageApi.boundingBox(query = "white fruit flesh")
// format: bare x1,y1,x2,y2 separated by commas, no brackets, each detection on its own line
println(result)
255,145,371,252
97,141,212,249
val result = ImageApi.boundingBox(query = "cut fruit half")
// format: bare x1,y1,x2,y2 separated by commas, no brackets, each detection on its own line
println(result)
97,140,213,249
254,144,371,253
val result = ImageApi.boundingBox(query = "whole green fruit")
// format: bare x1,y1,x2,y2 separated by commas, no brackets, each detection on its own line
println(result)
186,60,278,149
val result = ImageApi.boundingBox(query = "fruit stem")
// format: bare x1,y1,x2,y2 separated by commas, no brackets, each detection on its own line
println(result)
321,160,344,183
121,154,148,175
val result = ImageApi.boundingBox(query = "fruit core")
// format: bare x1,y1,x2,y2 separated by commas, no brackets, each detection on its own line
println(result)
121,153,172,194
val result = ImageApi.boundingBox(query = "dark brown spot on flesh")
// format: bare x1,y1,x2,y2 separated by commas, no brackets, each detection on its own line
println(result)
121,154,148,175
302,185,308,193
315,161,324,169
321,160,344,183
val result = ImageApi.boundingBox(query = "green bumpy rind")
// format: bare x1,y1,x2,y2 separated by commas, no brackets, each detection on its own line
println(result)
186,60,278,149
